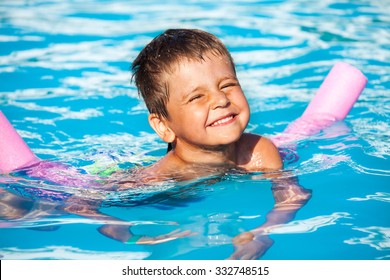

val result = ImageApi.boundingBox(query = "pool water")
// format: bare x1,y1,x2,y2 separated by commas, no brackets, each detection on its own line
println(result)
0,0,389,260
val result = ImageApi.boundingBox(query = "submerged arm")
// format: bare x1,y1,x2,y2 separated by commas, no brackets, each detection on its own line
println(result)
229,176,312,260
63,194,191,244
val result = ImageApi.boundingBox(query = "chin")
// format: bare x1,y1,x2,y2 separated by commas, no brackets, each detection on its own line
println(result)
213,132,243,146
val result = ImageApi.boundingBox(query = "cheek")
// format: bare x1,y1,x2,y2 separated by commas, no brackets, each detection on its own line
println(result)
169,106,208,131
244,100,250,116
237,95,250,123
235,94,250,112
193,106,208,117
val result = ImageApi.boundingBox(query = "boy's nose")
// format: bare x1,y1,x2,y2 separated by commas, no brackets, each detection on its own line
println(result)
211,91,230,109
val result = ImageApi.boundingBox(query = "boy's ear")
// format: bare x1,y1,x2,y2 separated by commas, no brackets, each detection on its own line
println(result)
148,114,176,143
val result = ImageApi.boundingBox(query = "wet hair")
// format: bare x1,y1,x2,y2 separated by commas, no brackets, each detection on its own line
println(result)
131,28,235,120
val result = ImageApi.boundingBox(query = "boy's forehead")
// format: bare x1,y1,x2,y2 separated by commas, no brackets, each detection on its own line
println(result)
169,53,233,75
165,53,236,95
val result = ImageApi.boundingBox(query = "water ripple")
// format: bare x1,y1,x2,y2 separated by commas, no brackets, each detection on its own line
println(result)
345,226,390,252
267,212,352,234
348,192,390,203
0,246,150,260
0,0,389,260
0,217,178,229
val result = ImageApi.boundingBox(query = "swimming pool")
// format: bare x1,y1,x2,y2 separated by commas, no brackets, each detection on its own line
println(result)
0,0,389,260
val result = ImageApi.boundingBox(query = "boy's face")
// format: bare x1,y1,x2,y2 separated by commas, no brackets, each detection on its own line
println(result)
162,52,250,149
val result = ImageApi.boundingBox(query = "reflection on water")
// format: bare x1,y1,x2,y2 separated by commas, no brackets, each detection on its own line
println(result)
267,212,352,234
0,0,389,260
348,192,390,203
345,226,390,252
0,245,150,260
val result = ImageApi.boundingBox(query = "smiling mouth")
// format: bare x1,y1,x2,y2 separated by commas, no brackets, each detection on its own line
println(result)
208,114,237,127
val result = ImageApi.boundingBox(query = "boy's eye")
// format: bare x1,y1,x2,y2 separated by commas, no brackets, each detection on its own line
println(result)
221,83,238,89
188,94,203,103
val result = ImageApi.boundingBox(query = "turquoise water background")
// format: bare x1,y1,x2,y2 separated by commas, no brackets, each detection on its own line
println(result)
0,0,389,259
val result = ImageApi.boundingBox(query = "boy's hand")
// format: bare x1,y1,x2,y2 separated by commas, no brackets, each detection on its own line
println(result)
98,224,194,244
228,231,274,260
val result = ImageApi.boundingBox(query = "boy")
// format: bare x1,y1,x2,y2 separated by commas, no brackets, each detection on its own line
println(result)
131,28,283,182
131,29,310,259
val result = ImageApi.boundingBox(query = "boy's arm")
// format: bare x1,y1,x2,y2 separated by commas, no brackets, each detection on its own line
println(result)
229,176,312,260
63,195,191,244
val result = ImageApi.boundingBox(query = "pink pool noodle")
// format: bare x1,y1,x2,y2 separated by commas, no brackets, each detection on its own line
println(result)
302,62,367,120
0,111,40,173
0,111,100,186
272,62,367,146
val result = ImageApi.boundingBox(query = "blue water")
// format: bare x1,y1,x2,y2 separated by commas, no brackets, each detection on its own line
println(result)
0,0,389,260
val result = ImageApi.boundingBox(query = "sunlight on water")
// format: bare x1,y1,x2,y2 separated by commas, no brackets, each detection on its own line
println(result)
267,212,352,234
348,192,390,203
345,226,390,252
0,0,389,260
0,246,150,260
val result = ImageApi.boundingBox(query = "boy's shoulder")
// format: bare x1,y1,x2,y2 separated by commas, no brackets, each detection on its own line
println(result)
237,133,283,171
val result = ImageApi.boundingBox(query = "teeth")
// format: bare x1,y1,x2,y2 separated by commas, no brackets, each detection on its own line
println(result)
211,115,233,126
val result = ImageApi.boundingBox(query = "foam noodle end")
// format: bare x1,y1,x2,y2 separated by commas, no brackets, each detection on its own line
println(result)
302,62,367,121
0,111,40,173
272,62,367,147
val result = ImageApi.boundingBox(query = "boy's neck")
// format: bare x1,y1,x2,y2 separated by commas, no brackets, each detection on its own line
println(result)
171,141,238,167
